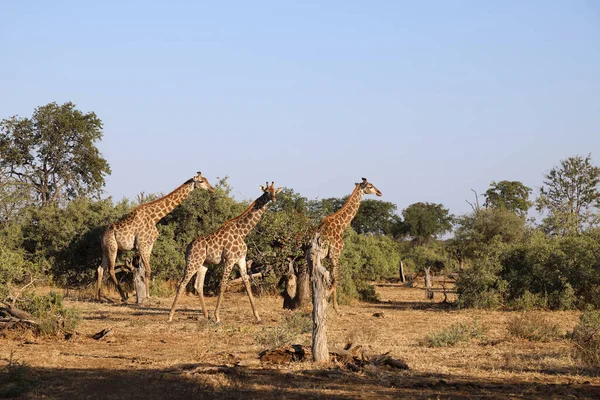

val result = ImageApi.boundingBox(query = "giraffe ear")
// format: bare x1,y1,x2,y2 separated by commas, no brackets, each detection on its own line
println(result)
259,185,265,192
275,187,283,194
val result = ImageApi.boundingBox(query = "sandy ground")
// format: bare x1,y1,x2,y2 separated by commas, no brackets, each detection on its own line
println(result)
1,282,599,399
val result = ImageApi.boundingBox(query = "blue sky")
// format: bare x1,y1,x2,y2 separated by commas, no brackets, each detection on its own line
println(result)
1,1,599,216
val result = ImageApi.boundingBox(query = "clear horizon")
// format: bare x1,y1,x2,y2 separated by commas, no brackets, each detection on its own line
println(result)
2,1,598,216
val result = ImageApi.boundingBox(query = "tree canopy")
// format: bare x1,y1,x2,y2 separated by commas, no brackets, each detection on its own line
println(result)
536,154,600,235
484,180,532,216
400,202,454,245
0,102,111,206
351,199,401,236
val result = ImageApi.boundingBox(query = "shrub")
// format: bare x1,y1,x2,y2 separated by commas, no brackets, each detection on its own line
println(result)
510,291,547,311
337,230,402,302
19,291,80,336
420,320,485,347
507,314,562,342
456,254,505,309
570,308,600,367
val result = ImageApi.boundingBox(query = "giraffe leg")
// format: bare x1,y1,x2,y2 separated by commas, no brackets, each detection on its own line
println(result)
195,265,209,319
328,253,341,312
214,259,236,324
168,261,202,322
101,243,128,302
138,243,154,299
96,264,105,302
238,257,261,323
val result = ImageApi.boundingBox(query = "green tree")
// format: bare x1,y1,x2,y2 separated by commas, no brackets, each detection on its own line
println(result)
0,102,111,206
401,202,454,245
452,207,528,261
484,180,532,217
351,199,401,236
536,154,600,235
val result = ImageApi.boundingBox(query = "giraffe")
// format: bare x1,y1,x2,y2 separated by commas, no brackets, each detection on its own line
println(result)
97,172,215,302
168,182,282,323
317,178,382,311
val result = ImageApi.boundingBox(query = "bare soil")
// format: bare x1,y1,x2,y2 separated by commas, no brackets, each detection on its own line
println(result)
1,283,599,399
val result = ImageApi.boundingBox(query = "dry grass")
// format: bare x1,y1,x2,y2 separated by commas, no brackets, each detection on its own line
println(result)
1,282,599,399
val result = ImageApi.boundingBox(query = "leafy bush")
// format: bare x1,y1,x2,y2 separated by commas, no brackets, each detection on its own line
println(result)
456,231,600,310
509,291,547,311
337,229,402,303
420,320,485,347
456,253,505,309
20,291,80,336
507,314,562,342
0,223,39,300
570,308,600,367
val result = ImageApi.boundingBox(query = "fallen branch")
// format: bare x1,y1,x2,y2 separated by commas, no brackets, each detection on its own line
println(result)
1,302,34,320
91,328,113,340
6,276,39,306
228,272,263,285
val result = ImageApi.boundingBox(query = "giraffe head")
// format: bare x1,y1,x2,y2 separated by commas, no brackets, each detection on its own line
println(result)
358,177,382,197
259,181,283,203
192,172,215,193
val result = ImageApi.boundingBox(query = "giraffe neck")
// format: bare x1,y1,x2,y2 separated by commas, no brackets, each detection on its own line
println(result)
141,181,195,223
228,193,271,238
332,185,365,230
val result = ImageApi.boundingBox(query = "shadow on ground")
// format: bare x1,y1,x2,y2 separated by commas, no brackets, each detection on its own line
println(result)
3,363,600,400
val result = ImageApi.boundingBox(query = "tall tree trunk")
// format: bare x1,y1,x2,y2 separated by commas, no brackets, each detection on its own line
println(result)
424,266,434,300
308,233,330,362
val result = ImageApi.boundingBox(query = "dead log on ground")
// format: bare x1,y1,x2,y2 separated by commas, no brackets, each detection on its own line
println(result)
91,328,113,340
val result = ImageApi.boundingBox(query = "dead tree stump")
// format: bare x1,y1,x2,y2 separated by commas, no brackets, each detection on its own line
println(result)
308,233,331,362
424,266,434,300
282,258,297,310
399,260,406,283
133,256,147,305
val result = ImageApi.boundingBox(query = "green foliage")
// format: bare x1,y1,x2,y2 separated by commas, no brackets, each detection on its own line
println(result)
453,208,528,257
405,244,448,274
536,154,600,236
456,250,506,309
400,202,453,245
456,230,600,310
20,291,80,336
507,314,562,342
484,180,532,217
501,232,600,310
351,199,401,236
0,224,38,299
247,188,314,287
570,308,600,367
419,319,485,347
20,197,132,285
337,229,403,303
0,102,111,206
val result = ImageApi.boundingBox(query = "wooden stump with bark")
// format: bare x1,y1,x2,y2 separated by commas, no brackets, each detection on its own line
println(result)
132,257,147,305
308,233,331,362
